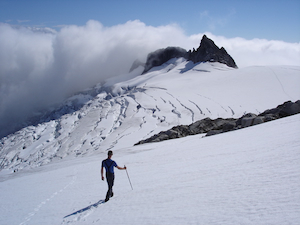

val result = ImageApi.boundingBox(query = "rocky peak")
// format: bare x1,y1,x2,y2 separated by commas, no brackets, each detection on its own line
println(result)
138,35,237,74
187,35,237,68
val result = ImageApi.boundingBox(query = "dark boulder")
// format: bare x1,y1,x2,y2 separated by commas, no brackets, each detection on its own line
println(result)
222,121,236,132
252,116,265,125
236,113,257,128
188,118,236,134
135,125,190,145
259,101,300,118
278,101,300,117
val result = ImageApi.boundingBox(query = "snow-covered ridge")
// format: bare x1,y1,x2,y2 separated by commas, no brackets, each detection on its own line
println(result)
1,60,300,173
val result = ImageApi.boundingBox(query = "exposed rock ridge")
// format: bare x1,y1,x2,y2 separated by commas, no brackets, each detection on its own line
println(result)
187,35,237,68
134,100,300,145
141,35,237,74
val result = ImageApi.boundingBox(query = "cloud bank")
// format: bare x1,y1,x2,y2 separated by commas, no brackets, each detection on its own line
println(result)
0,20,299,138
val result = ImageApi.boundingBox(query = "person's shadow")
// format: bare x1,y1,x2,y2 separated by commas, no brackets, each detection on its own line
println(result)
64,199,105,218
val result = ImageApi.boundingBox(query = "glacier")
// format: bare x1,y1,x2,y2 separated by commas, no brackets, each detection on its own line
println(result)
1,59,299,173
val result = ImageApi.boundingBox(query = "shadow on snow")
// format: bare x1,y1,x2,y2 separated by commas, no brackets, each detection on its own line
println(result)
64,199,105,218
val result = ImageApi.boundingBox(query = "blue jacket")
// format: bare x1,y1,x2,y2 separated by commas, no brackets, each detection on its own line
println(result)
102,158,117,174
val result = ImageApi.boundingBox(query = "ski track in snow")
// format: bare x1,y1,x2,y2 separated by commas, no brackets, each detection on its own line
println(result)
19,169,78,225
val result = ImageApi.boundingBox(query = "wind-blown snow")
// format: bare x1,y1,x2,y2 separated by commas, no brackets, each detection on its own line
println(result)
0,113,299,225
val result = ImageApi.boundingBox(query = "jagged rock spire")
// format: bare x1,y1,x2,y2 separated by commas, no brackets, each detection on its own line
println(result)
139,35,237,74
187,35,237,68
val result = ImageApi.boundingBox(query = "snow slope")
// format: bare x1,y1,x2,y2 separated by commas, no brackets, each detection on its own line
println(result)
0,113,299,225
1,60,299,173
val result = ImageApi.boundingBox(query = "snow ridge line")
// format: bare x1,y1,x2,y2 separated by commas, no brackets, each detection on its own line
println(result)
19,169,77,225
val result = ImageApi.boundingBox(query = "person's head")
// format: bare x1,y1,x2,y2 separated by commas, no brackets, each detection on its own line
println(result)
108,150,113,158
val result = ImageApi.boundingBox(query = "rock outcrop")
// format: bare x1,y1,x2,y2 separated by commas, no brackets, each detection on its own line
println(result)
187,35,237,68
135,100,300,145
141,35,237,74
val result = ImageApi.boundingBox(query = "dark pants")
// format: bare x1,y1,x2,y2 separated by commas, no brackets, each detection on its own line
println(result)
105,172,114,200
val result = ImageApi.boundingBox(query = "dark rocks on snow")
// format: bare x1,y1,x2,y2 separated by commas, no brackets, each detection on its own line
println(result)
140,35,237,74
259,100,300,118
134,100,300,145
135,117,236,145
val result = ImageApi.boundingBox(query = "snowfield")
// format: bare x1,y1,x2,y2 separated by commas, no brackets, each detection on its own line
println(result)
1,61,300,173
0,60,300,224
0,114,299,225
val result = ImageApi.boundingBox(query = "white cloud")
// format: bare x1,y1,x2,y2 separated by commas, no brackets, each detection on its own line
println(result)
0,20,299,138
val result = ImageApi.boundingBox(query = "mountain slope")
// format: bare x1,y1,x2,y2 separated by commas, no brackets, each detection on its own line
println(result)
0,113,299,225
0,60,300,173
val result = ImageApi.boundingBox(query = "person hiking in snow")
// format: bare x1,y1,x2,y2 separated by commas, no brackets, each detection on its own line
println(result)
101,150,126,202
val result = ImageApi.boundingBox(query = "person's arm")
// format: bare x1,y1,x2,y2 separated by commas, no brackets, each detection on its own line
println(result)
116,165,126,170
101,166,104,180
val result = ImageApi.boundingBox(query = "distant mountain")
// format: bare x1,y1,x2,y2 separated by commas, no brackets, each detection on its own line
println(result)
142,35,237,74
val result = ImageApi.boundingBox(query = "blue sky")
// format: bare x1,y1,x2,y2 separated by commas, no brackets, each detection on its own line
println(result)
0,0,299,43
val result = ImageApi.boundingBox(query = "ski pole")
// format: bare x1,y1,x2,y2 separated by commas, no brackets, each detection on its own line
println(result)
125,166,133,190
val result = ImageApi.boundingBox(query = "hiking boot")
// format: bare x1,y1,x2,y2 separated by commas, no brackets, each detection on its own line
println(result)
111,192,114,197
